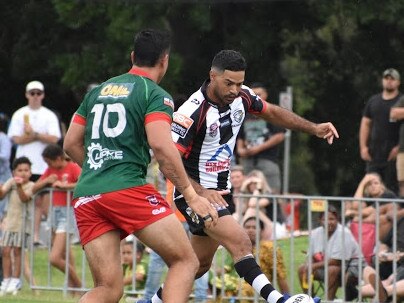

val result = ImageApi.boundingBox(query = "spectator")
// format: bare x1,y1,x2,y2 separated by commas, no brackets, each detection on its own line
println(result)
0,113,12,218
32,144,82,293
0,157,34,295
377,215,404,280
241,216,289,301
346,172,398,260
298,206,387,302
241,169,287,239
230,164,245,221
359,68,401,194
237,82,285,194
7,80,61,245
121,239,148,298
390,95,404,198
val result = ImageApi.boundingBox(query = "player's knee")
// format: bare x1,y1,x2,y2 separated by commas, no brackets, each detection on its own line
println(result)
228,233,252,259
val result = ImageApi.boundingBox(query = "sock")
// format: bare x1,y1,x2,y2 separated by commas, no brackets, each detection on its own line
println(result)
151,287,163,303
234,254,283,303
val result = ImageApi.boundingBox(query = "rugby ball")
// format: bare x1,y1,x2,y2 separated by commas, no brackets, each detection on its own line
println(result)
284,294,315,303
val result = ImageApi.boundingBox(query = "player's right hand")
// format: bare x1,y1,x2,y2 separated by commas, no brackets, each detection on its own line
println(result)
187,195,219,228
199,188,229,209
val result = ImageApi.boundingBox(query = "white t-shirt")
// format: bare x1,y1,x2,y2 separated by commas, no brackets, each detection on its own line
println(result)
8,106,61,175
310,223,362,261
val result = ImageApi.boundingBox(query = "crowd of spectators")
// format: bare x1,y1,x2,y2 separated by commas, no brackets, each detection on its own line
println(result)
0,69,403,303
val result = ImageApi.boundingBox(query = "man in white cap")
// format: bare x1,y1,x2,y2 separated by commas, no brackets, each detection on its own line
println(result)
7,80,61,245
360,68,402,194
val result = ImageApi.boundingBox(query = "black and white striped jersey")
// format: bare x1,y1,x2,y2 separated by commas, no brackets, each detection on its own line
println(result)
171,80,267,191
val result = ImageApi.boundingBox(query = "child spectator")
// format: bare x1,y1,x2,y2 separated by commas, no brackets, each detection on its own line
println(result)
0,157,34,295
32,144,81,292
121,238,148,299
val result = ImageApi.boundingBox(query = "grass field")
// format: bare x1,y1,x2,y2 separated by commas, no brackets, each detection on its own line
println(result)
1,236,313,303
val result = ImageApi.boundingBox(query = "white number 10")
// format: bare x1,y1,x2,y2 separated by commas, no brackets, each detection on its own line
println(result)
90,103,126,139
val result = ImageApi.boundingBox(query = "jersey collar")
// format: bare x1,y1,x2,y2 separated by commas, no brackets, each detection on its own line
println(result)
128,67,151,79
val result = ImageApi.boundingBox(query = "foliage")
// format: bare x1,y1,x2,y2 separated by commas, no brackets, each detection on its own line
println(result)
1,0,404,196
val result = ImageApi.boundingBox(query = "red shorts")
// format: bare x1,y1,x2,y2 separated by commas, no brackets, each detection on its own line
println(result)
73,184,172,246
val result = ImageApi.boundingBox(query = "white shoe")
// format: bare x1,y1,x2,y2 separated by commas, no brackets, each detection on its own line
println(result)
0,279,10,296
6,278,21,294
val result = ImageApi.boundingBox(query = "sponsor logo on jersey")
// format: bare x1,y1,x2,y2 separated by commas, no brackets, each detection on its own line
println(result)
232,110,244,124
191,98,200,105
172,113,194,138
163,97,174,110
152,206,167,215
209,123,219,137
98,83,133,99
205,144,232,173
205,159,231,172
87,143,123,170
146,194,159,206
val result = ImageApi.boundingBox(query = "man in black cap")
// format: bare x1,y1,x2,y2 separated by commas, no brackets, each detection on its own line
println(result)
359,68,402,194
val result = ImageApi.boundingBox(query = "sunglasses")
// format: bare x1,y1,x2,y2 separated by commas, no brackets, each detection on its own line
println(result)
29,91,43,96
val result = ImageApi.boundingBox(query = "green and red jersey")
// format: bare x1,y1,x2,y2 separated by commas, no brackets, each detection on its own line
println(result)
72,68,174,198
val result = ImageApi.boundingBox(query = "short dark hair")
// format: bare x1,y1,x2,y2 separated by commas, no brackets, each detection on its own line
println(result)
133,29,171,67
12,156,31,170
319,205,339,220
42,144,64,160
211,50,247,72
243,216,264,230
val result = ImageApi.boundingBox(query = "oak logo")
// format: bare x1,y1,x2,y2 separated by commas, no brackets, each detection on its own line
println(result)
99,83,133,99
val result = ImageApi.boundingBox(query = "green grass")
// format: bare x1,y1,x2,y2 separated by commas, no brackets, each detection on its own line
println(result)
1,236,314,302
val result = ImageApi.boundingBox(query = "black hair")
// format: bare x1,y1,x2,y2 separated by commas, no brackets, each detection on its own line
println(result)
319,205,339,220
0,113,9,133
133,29,171,67
243,216,264,230
42,143,64,160
124,241,146,253
12,156,31,170
211,50,247,72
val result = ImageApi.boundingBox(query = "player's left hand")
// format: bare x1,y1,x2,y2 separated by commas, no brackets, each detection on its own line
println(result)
315,122,339,144
200,188,229,209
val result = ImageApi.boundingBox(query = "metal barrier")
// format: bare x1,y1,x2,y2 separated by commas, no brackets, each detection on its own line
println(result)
20,189,404,302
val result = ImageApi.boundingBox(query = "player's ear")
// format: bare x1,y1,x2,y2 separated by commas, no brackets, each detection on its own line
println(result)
130,51,135,65
209,69,216,82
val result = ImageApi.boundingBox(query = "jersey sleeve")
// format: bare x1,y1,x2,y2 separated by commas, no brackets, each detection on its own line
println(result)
171,100,198,154
144,86,173,125
241,87,267,114
75,95,90,123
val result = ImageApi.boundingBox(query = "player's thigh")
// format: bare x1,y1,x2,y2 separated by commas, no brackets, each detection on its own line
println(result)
83,230,122,286
135,214,195,265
